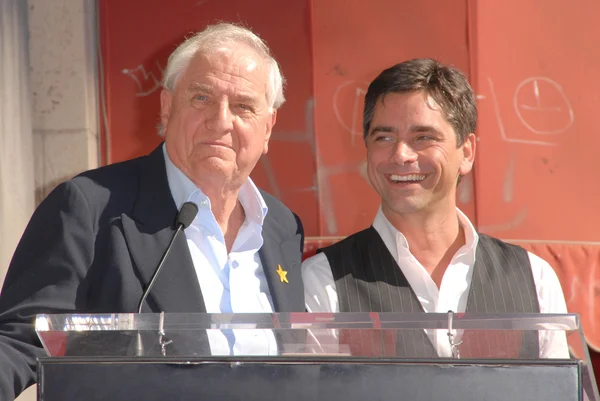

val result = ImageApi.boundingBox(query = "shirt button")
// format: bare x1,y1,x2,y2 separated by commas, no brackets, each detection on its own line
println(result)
231,260,239,268
200,199,208,207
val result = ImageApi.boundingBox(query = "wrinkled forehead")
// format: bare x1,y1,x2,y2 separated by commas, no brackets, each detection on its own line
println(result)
181,44,269,92
206,45,265,72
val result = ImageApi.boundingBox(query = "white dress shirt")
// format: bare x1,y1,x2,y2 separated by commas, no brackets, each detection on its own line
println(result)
163,145,277,355
302,206,570,358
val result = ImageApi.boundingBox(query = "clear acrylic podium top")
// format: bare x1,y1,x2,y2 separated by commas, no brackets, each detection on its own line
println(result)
35,312,599,400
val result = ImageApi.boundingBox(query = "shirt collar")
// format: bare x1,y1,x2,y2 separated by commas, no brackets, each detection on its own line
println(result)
162,143,268,225
373,205,479,263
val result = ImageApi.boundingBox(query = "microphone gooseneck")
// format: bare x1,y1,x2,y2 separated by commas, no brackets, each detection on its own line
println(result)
134,202,198,357
136,201,199,314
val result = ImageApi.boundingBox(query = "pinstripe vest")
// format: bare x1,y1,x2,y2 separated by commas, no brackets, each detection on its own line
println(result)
318,227,540,359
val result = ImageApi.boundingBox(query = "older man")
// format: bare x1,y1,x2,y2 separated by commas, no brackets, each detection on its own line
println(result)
0,23,304,400
302,58,569,359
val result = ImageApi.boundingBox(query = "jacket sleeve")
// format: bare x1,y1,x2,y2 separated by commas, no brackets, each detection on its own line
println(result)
0,180,94,400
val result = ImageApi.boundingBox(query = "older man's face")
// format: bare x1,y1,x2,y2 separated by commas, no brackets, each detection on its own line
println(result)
160,43,276,191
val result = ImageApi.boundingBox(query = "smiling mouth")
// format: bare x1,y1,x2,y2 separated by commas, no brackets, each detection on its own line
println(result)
387,174,427,184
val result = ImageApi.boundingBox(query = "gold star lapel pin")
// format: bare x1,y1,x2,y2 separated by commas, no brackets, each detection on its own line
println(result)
276,264,289,284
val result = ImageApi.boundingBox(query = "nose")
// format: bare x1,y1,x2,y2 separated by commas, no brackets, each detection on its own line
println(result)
391,141,418,164
205,100,233,132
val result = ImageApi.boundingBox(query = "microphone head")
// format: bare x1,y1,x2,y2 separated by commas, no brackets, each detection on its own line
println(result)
176,202,199,229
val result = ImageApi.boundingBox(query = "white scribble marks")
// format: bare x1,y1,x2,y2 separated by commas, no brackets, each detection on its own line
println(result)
503,154,517,203
479,209,528,233
513,77,574,135
333,81,368,147
488,77,557,146
122,61,164,97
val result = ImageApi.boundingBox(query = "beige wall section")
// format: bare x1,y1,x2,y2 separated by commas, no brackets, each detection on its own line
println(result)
13,1,99,400
30,0,99,203
0,0,34,291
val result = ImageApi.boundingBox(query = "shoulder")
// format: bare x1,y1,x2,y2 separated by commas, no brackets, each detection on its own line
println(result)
260,189,303,236
71,153,149,196
480,235,567,312
478,233,527,253
318,227,375,254
477,233,536,267
302,251,329,272
301,251,336,313
301,251,331,279
260,190,294,219
39,151,158,225
525,250,567,313
479,234,557,274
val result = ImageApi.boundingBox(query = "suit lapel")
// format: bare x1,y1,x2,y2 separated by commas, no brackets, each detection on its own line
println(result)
121,145,303,313
260,219,304,313
122,145,206,313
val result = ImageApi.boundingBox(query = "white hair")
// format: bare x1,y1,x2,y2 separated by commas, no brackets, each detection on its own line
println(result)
157,23,285,136
163,22,285,107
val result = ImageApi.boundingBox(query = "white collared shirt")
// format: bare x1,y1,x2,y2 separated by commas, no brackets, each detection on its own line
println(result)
302,206,569,358
162,145,277,355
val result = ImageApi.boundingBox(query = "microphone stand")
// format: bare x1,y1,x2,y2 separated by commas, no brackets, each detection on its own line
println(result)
158,311,172,356
133,202,198,357
447,310,463,359
134,223,184,357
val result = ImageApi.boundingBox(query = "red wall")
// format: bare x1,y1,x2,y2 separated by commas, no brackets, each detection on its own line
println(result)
310,0,476,236
99,0,318,233
99,0,599,376
469,0,600,356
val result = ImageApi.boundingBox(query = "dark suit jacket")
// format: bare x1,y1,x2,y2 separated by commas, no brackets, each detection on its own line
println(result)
0,145,305,400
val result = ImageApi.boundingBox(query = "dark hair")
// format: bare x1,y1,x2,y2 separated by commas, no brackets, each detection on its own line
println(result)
363,58,477,145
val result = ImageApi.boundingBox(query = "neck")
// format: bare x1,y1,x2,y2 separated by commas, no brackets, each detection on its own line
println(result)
202,185,246,252
384,203,466,284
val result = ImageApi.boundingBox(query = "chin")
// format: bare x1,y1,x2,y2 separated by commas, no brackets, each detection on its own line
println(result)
194,155,232,168
189,161,229,177
385,197,426,214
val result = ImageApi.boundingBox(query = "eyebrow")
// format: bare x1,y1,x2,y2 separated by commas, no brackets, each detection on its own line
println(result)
187,83,213,93
186,83,260,105
368,125,397,136
368,124,443,137
234,93,260,105
409,124,443,136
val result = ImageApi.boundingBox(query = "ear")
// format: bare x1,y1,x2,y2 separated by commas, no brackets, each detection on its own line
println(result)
262,109,277,154
459,133,476,176
160,89,173,134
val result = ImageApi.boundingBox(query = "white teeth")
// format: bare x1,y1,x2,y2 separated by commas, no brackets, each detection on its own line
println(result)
389,174,426,182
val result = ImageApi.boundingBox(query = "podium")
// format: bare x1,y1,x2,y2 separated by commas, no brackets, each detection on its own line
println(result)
35,312,599,401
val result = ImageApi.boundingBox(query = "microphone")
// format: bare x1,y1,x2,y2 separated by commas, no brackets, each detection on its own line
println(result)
134,201,198,357
137,201,199,313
